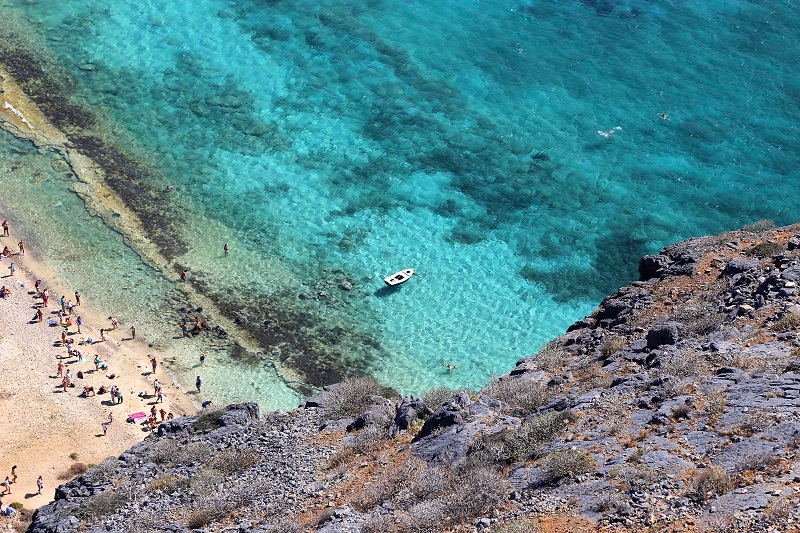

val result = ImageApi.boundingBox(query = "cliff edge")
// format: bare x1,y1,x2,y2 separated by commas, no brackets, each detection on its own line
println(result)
28,221,800,532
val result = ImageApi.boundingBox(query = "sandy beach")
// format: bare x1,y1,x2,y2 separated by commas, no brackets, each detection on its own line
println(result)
0,232,196,511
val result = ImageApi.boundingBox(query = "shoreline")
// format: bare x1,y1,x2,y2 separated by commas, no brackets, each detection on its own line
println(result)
0,228,197,511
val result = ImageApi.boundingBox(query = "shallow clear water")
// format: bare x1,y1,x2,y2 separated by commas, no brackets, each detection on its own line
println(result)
1,0,799,408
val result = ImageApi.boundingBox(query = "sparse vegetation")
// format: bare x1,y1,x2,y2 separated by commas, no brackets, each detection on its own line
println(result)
733,450,781,474
693,467,733,500
706,388,727,424
601,337,627,358
194,405,226,431
734,408,778,436
146,474,188,493
492,517,543,532
609,464,664,491
672,302,726,336
468,410,576,466
742,219,776,234
772,312,800,332
421,387,457,411
529,342,567,372
186,505,220,529
69,452,79,460
206,448,260,475
320,376,399,419
480,377,554,416
747,241,783,258
539,449,595,482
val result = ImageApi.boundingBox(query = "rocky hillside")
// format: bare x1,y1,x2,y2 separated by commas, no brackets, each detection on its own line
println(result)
28,222,800,532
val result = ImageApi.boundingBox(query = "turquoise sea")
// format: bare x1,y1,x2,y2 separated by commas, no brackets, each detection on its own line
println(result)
0,0,798,409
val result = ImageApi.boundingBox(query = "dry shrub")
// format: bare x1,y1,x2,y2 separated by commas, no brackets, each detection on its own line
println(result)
206,448,260,475
146,474,187,493
601,337,627,358
773,312,800,332
609,464,663,491
671,301,726,336
147,439,211,465
189,469,224,496
494,517,543,532
706,388,727,424
421,387,457,411
733,450,781,474
480,378,553,416
539,449,595,482
321,376,399,419
671,404,692,421
263,518,304,532
734,407,778,436
658,349,708,379
693,467,733,500
357,459,506,531
74,490,131,519
194,405,226,431
528,343,567,372
186,505,219,530
468,410,576,466
57,462,88,480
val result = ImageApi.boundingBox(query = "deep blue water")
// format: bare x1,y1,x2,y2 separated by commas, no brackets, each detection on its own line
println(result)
1,0,798,408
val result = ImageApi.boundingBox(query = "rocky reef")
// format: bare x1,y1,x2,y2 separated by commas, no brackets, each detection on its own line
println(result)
29,222,800,532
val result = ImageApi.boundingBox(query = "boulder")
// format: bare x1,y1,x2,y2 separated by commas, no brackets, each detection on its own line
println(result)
392,396,429,434
639,254,669,281
219,402,260,426
646,322,680,349
723,258,760,277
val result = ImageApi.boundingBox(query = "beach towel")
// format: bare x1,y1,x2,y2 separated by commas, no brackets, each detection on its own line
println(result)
127,412,147,423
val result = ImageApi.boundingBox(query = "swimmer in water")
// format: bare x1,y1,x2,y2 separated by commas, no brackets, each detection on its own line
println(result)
443,363,460,373
165,185,175,191
658,113,670,120
598,126,622,138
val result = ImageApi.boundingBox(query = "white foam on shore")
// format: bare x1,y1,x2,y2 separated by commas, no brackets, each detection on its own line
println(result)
3,101,34,129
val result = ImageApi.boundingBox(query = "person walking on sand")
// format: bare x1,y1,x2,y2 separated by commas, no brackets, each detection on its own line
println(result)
130,325,136,338
37,308,43,322
101,421,109,436
76,315,82,334
150,357,157,373
10,466,17,484
1,220,8,237
17,241,24,255
195,375,202,392
156,388,164,403
74,291,80,306
100,328,105,341
109,316,118,330
36,476,43,495
57,361,64,377
7,262,14,276
153,378,160,395
2,477,10,495
60,296,66,313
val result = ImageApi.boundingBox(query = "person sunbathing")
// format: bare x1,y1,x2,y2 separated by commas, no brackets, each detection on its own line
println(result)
81,386,95,397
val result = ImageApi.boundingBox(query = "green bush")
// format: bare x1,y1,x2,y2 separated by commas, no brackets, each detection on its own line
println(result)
747,241,783,258
194,406,226,431
9,502,23,510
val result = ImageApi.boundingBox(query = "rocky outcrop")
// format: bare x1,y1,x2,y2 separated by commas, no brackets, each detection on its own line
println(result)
30,223,800,533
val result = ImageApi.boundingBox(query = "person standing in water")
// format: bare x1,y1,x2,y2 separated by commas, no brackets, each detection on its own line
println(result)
223,243,229,256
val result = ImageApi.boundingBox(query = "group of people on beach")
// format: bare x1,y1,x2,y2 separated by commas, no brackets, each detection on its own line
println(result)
0,465,43,514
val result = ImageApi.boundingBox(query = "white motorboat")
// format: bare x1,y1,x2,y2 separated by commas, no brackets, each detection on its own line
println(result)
384,268,415,286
